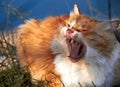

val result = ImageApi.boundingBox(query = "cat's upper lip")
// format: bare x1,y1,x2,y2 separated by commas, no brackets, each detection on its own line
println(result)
66,38,86,62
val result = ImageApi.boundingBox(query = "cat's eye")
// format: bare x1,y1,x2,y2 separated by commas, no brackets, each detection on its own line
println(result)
73,27,87,32
66,21,71,27
66,23,70,27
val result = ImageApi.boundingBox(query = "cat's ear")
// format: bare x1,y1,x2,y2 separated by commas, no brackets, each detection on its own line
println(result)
70,4,81,16
74,4,81,15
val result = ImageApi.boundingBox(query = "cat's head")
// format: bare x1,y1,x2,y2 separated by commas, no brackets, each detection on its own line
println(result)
51,4,120,65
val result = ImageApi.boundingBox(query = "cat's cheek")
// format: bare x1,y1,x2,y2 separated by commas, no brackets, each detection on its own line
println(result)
60,27,68,37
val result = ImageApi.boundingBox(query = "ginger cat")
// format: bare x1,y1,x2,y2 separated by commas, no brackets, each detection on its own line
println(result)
16,4,120,87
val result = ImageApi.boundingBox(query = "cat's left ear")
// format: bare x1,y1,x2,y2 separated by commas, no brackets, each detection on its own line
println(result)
74,4,81,15
70,4,81,16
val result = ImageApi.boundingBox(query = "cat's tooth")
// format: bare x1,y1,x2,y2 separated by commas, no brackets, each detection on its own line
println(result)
71,39,74,43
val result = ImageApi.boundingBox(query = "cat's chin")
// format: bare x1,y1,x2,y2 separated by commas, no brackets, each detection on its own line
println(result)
66,38,86,63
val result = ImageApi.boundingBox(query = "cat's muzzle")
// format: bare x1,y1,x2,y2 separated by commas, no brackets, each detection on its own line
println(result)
65,29,86,62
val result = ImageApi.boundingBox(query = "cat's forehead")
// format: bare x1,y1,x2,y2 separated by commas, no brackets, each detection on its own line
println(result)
66,15,84,27
65,15,99,31
67,15,82,22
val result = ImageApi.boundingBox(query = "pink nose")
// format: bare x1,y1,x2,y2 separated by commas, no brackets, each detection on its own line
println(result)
66,29,74,38
66,29,78,40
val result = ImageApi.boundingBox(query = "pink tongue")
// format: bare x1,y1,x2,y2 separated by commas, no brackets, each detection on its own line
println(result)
66,38,83,62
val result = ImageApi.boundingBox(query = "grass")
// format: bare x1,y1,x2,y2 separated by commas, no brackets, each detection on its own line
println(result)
0,31,33,87
0,65,33,87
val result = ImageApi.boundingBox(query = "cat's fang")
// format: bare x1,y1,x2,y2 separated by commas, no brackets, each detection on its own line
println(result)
70,39,74,43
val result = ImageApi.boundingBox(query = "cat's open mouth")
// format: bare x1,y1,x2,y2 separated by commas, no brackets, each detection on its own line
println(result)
66,38,86,62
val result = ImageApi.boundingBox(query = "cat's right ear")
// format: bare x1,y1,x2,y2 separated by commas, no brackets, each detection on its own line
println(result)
70,4,82,16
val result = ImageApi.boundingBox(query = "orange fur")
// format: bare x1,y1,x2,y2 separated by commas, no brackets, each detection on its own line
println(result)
16,15,69,86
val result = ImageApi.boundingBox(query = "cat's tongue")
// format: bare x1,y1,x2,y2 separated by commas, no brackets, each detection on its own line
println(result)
66,38,85,62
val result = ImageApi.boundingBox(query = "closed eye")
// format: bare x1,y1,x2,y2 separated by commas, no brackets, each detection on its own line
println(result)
74,28,81,32
73,27,87,32
66,22,71,27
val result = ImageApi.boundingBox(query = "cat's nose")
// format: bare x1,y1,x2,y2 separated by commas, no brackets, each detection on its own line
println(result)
60,27,78,39
66,29,78,39
66,29,74,37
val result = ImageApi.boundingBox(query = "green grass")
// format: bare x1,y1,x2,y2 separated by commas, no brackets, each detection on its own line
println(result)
0,61,50,87
0,32,46,87
0,64,33,87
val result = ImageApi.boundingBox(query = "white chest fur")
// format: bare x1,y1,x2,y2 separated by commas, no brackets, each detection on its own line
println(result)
54,55,91,87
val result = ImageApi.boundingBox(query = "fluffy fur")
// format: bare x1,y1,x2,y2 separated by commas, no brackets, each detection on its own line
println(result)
16,4,120,87
16,15,69,86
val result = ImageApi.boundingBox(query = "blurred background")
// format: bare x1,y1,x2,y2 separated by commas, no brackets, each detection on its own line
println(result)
0,0,120,30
